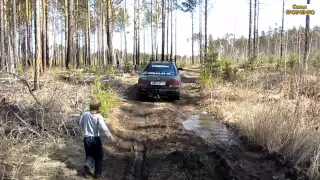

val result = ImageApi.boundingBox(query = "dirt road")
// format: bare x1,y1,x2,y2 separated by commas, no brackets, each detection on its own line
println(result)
49,68,306,180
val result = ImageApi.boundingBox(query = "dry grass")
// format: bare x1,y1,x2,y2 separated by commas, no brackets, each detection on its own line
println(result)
204,70,320,179
0,71,94,179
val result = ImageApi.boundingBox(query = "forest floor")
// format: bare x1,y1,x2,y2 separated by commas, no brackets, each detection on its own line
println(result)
0,66,312,180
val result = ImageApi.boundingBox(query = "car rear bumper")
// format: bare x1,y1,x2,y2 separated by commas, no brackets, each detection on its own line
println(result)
138,87,180,97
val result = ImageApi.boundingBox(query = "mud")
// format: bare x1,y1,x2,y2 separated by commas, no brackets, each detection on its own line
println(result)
111,72,306,180
180,114,308,180
48,69,307,180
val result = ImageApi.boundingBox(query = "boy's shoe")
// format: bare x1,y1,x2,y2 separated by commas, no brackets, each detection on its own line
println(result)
93,174,102,179
84,162,94,175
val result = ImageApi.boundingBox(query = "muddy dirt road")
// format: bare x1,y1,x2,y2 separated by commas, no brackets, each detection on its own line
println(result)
50,68,306,180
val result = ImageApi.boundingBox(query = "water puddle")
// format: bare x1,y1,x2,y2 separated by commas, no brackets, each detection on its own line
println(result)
182,113,239,147
181,114,305,179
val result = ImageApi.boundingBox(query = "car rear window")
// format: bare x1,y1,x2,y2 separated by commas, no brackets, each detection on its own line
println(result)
142,63,176,76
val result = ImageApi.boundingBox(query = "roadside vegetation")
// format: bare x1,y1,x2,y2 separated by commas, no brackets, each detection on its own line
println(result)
199,29,320,180
0,69,121,179
91,76,119,118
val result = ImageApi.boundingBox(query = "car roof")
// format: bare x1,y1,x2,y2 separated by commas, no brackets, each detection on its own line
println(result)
148,60,176,64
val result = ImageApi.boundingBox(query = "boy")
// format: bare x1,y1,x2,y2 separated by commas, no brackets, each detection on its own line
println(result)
79,99,116,179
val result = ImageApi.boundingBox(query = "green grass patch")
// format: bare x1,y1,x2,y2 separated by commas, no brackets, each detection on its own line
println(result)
200,69,214,88
91,76,119,118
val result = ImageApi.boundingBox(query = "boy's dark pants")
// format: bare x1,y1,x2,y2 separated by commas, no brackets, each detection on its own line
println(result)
83,136,103,176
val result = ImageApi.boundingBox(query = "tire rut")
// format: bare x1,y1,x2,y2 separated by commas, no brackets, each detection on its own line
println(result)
117,75,307,180
125,140,149,180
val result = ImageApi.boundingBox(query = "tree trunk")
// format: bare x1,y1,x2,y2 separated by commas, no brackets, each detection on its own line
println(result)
8,25,14,74
120,30,123,66
12,0,17,73
284,28,289,72
83,29,86,67
133,0,137,67
143,28,145,55
34,0,41,90
66,0,74,69
42,0,47,72
4,0,8,71
60,31,64,66
64,0,68,68
136,0,140,66
155,0,159,60
174,0,177,62
52,0,57,68
93,28,96,66
204,0,208,61
298,28,301,67
161,0,165,61
27,0,32,66
170,0,173,60
191,12,194,65
199,0,202,65
75,0,80,68
151,0,154,59
166,0,169,59
24,0,29,67
106,0,114,66
267,34,270,62
86,0,91,66
302,0,310,72
0,0,5,69
253,0,257,59
98,7,102,68
102,3,106,68
280,0,284,60
45,0,49,68
256,0,260,58
248,0,252,61
76,31,80,67
124,0,128,64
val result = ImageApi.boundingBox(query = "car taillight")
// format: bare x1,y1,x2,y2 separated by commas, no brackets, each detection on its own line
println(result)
171,80,180,87
138,79,149,84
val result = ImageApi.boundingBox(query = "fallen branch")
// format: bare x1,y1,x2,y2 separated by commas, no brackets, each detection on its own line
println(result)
44,86,59,108
7,73,43,108
12,111,40,137
0,65,8,73
165,107,175,112
19,78,43,107
0,161,32,166
58,120,69,135
0,78,18,81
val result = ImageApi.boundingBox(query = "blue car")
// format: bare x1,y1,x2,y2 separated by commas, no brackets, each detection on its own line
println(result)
136,60,183,100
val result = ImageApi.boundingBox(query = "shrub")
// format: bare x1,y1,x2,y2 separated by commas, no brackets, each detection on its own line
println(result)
106,65,116,76
141,53,150,67
310,53,320,68
200,69,213,88
287,53,299,71
75,71,83,78
91,77,118,117
178,60,187,68
248,56,258,69
17,62,24,75
222,59,232,80
124,61,132,73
